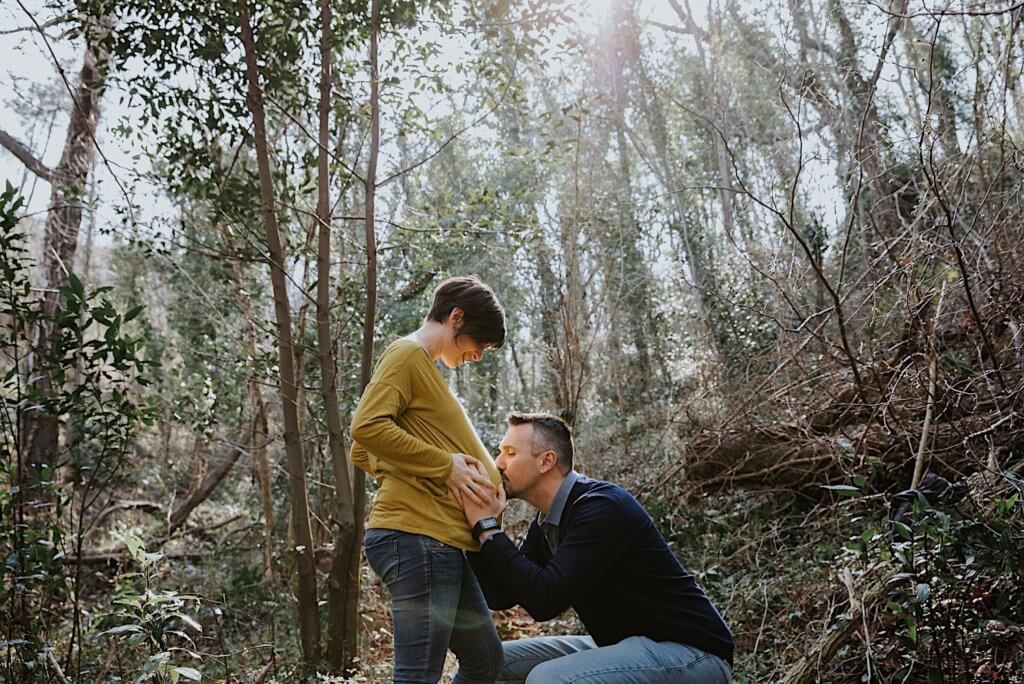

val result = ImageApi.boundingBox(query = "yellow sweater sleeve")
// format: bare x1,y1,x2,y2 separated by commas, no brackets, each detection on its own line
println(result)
350,381,454,481
349,439,373,476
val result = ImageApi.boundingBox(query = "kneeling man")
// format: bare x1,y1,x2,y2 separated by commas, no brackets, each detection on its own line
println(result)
463,412,734,683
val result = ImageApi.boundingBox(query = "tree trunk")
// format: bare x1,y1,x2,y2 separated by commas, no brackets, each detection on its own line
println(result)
320,0,359,669
16,15,112,479
216,218,276,583
828,0,907,242
535,250,574,423
666,0,738,242
602,7,656,401
339,0,383,667
248,374,275,582
236,0,321,662
291,217,318,438
361,0,382,394
80,162,98,286
631,52,727,357
356,0,381,520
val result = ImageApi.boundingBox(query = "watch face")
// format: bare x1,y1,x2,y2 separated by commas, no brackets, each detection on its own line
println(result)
474,518,500,539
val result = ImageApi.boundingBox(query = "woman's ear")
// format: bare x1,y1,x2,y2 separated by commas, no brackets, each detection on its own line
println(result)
449,307,464,331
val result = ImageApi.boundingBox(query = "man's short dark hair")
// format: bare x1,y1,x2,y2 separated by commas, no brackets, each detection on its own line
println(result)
427,275,506,349
507,411,574,474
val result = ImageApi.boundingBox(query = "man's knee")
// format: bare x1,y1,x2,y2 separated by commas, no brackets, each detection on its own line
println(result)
523,658,573,684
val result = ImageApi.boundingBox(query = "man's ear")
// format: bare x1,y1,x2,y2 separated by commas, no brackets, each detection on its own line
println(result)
539,449,558,474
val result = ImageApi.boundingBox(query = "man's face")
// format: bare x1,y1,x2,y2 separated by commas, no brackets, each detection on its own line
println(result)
495,423,542,499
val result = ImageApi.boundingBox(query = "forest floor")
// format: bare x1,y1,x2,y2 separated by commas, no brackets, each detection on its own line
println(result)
114,425,1023,683
151,489,882,682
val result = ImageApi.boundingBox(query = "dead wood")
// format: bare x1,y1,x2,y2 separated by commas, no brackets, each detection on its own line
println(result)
90,500,163,530
66,550,210,566
782,575,890,684
683,411,1023,493
167,441,249,533
66,515,247,565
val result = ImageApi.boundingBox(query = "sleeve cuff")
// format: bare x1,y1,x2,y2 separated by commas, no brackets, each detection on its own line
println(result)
435,450,455,479
478,531,514,567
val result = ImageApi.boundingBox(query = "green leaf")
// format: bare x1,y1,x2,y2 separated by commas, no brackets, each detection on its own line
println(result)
176,666,202,681
124,534,146,564
893,521,914,541
124,304,145,322
134,652,171,684
174,613,203,633
995,494,1019,519
68,273,85,298
821,484,860,497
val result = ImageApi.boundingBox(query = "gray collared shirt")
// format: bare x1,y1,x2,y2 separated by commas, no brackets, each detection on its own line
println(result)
536,470,579,553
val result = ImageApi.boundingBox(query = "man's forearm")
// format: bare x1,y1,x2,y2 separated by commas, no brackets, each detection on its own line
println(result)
477,533,571,621
467,547,516,610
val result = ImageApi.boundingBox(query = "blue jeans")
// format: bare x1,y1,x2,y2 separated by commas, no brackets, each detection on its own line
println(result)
498,634,732,683
363,528,503,683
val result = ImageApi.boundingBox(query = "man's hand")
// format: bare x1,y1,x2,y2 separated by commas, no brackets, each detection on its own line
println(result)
461,480,506,529
447,453,496,507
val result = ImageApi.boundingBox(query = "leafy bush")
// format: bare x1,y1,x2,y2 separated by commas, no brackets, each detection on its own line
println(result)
97,533,204,683
879,491,1024,681
0,182,157,680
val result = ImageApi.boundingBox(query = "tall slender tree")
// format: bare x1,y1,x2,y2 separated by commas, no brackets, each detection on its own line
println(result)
236,0,321,662
318,0,359,669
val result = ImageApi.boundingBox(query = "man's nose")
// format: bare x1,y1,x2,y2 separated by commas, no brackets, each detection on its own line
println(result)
495,454,505,469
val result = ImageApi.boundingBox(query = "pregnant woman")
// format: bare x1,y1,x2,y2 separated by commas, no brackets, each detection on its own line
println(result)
350,276,506,683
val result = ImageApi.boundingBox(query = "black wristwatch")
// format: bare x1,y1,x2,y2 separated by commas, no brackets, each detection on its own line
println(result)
472,517,501,542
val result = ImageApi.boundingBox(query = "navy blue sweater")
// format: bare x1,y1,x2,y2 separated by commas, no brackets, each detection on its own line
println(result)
468,476,735,665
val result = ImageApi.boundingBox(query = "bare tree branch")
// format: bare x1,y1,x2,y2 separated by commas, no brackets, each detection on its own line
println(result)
643,19,704,38
0,128,55,181
866,0,1024,18
376,47,521,188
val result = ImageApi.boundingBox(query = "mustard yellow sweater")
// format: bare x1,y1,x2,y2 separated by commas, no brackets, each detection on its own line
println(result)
349,337,501,550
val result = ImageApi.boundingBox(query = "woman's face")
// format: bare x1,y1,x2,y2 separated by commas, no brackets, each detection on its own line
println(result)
438,307,491,368
440,334,488,369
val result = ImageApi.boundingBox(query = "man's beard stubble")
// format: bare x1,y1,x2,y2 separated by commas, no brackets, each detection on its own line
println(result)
499,472,517,499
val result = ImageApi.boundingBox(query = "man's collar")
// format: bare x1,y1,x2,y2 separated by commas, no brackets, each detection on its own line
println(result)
537,470,579,528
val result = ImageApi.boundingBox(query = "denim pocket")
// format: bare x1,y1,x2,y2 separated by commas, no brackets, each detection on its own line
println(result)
363,528,400,584
420,534,458,551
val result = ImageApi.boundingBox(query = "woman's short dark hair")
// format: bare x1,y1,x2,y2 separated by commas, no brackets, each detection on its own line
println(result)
506,411,574,474
427,275,506,348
